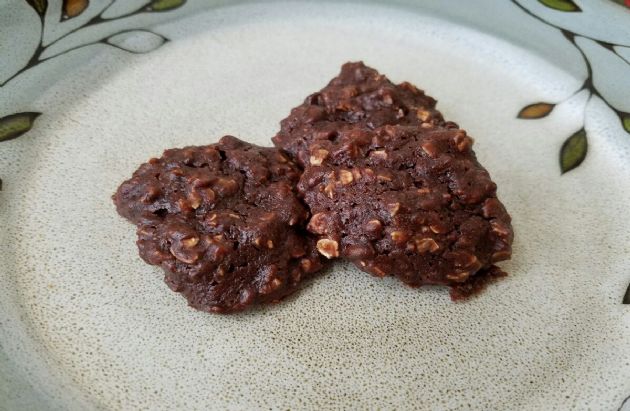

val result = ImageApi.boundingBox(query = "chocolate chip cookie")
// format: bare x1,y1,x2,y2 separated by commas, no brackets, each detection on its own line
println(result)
297,124,513,299
113,136,325,313
272,61,445,167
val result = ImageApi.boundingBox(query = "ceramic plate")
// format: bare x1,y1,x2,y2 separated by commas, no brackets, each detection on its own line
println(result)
2,1,630,409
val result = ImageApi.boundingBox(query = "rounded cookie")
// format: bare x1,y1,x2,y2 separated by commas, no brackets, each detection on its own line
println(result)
113,136,325,313
298,124,513,299
273,61,444,167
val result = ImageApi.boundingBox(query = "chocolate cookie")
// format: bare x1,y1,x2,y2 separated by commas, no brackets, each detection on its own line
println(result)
298,124,513,299
272,61,444,167
113,136,325,313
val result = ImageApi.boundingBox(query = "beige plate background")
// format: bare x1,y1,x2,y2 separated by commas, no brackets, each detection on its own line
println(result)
1,1,630,410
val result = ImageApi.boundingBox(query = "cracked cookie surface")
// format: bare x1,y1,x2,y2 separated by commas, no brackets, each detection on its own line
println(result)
113,135,325,313
273,61,445,167
275,62,513,298
297,125,513,299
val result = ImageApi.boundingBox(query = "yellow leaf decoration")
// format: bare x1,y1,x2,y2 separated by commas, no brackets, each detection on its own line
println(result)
145,0,186,12
518,102,555,119
62,0,89,20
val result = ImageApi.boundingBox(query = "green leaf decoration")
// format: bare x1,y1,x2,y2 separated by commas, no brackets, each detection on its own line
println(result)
145,0,186,12
538,0,581,12
25,0,48,16
624,282,630,304
560,128,587,174
518,102,555,119
0,112,41,142
621,112,630,134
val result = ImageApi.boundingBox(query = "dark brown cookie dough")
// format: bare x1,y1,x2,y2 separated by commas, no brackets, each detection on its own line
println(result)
113,136,325,313
272,61,444,167
298,124,513,299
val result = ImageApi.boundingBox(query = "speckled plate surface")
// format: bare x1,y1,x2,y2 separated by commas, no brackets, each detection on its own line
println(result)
1,1,630,410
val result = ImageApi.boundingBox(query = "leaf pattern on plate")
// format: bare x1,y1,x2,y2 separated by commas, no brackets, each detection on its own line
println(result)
145,0,187,12
62,0,89,20
560,128,587,173
509,0,630,354
518,102,555,119
25,0,48,17
2,0,187,145
105,30,168,54
0,112,41,142
538,0,582,12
